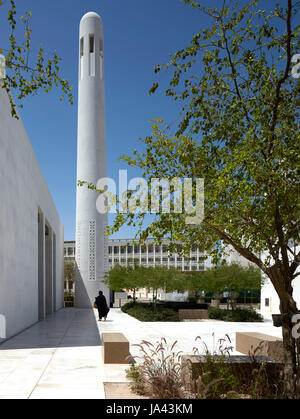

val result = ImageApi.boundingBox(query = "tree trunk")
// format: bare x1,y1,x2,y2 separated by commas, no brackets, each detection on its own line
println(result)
280,300,299,398
269,266,300,398
152,289,157,311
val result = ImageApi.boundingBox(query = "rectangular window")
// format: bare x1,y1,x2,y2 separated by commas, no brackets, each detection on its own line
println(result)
89,35,94,53
114,246,119,254
265,298,270,307
89,35,95,77
80,37,84,57
99,38,103,80
80,37,84,80
127,246,133,254
108,246,112,254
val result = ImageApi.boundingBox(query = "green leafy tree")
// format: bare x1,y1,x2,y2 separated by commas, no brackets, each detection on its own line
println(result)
0,0,73,118
105,263,147,302
108,0,300,397
64,261,75,292
143,266,182,310
186,263,263,309
106,264,184,310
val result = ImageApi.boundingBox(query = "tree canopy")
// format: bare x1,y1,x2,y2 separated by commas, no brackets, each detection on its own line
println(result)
64,261,75,283
107,0,300,397
186,262,263,295
0,0,73,117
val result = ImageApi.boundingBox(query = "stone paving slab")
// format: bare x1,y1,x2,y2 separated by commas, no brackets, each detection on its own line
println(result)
0,308,105,399
0,307,283,399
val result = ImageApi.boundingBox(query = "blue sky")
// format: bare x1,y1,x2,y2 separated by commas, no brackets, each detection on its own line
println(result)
0,0,284,240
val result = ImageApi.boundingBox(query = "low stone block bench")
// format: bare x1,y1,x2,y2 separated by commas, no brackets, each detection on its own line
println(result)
178,309,208,321
102,333,130,364
236,332,284,362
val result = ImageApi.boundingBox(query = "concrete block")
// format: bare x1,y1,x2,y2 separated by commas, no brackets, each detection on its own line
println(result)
236,332,284,362
178,309,209,321
180,354,283,389
102,333,130,364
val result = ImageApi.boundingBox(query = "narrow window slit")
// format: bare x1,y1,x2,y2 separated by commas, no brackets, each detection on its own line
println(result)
89,34,95,77
89,35,94,53
80,37,84,57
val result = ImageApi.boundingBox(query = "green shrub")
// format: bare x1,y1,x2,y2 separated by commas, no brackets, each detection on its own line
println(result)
208,307,263,322
194,354,239,398
64,294,74,302
122,302,179,322
207,307,224,320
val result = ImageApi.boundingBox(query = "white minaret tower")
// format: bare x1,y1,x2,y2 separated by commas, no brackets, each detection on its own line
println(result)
75,12,109,308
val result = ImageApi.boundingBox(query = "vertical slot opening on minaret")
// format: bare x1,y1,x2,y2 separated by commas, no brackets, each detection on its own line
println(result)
99,38,104,80
89,34,95,77
89,35,94,53
80,37,84,57
80,37,84,79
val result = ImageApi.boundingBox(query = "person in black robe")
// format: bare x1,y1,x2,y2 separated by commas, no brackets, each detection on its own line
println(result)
95,291,109,321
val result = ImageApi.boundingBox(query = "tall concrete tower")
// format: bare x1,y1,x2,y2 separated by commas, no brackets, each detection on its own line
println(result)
75,12,109,308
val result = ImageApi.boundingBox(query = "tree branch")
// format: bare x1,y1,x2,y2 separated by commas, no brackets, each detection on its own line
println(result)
205,221,268,274
268,0,293,156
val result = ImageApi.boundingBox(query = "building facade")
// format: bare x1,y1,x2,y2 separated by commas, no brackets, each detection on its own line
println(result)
65,239,209,271
64,238,211,301
0,87,64,343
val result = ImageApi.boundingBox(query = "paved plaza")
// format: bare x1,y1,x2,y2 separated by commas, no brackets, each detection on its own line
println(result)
0,308,283,399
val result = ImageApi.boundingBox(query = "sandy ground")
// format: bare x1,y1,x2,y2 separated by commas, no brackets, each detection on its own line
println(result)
104,382,149,399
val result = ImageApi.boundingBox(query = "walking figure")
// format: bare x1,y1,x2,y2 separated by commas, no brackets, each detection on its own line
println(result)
95,291,109,321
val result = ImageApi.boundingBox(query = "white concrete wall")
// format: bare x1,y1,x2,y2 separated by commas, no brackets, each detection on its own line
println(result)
0,87,64,342
223,246,300,319
260,246,300,319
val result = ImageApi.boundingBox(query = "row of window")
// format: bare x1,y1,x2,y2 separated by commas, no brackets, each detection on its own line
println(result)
80,36,103,56
108,245,201,254
109,256,204,263
64,247,75,256
65,246,203,257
